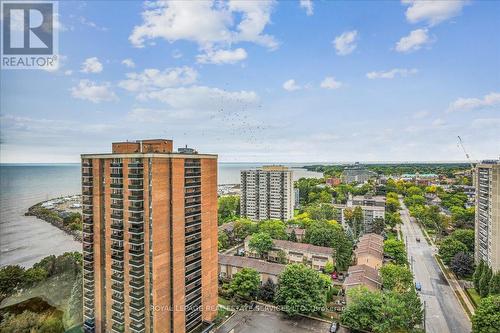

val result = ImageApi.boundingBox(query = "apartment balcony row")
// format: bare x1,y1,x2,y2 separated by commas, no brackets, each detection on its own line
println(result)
128,184,143,190
112,292,124,303
111,272,123,283
185,171,201,178
185,198,201,207
185,181,201,188
185,251,201,266
185,261,202,276
128,162,143,168
129,205,144,212
110,162,123,168
130,310,145,321
111,232,124,241
128,194,144,201
130,266,144,278
83,318,95,333
129,225,144,235
111,221,123,231
82,189,93,196
83,263,94,272
111,202,123,210
185,162,200,168
82,181,93,187
83,253,93,262
83,223,93,233
110,173,123,179
110,183,124,189
129,235,144,245
186,225,202,237
112,323,124,333
83,208,94,215
111,243,124,251
185,232,201,246
130,288,145,300
128,172,144,179
112,312,124,324
84,290,94,301
111,212,123,219
130,278,144,289
130,298,145,311
84,272,94,281
130,257,144,267
186,311,202,331
112,282,124,293
185,208,201,218
129,216,144,224
185,288,202,304
83,235,93,245
84,281,94,291
130,320,145,333
112,302,124,313
185,189,201,198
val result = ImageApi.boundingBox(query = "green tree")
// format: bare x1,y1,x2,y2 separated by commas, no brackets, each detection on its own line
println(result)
473,261,485,292
249,232,273,258
332,230,353,271
23,267,48,287
324,261,335,274
471,295,500,333
450,252,474,278
258,219,287,240
383,239,407,265
372,217,385,235
346,206,364,239
275,264,327,316
404,195,426,208
479,267,493,298
0,265,26,298
450,229,475,253
304,203,337,221
407,186,424,197
218,232,230,251
218,195,240,225
229,268,260,300
489,272,500,295
385,197,401,213
380,263,413,292
258,278,276,302
438,237,468,265
385,212,402,230
386,192,399,200
233,218,258,242
304,220,340,247
289,229,298,242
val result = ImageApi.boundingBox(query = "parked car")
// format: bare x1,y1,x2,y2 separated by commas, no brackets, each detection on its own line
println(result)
330,321,338,333
415,282,422,291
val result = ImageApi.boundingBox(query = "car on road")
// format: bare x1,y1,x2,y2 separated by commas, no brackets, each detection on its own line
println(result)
416,237,421,242
330,321,338,333
415,282,422,291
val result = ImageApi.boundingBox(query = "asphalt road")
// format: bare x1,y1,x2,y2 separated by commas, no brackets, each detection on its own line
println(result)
399,201,471,333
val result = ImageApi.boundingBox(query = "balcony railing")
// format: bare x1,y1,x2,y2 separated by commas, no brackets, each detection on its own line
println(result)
111,233,123,241
111,293,124,303
112,302,123,313
112,283,124,292
110,183,123,189
129,226,144,234
130,311,145,321
112,313,124,324
128,173,144,179
111,222,123,231
130,267,144,278
129,216,143,223
130,299,145,311
130,258,144,267
128,184,143,190
130,279,144,289
111,262,124,272
128,195,144,201
128,163,144,168
111,273,123,282
111,193,122,199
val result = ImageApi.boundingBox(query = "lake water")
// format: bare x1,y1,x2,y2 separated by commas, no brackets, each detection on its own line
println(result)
0,163,322,267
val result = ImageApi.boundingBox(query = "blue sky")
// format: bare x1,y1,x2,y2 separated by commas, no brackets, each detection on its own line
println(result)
1,0,499,163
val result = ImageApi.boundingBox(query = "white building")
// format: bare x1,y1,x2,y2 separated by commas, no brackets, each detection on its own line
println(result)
334,194,386,235
475,160,500,272
240,166,294,221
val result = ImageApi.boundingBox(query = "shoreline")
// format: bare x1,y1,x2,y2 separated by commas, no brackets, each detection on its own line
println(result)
25,196,83,243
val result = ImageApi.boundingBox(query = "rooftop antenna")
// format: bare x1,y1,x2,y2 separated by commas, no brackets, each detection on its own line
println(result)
457,136,474,169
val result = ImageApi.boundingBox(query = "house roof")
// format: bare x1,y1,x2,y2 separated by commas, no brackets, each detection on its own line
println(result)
272,239,333,256
344,264,382,290
218,254,285,276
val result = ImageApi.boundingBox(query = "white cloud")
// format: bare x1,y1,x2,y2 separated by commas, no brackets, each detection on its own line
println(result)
129,1,277,51
366,68,418,79
70,80,118,103
395,28,431,53
172,49,183,59
138,86,259,110
471,118,500,129
320,77,342,90
283,79,301,91
122,58,135,68
448,92,500,112
64,70,73,76
300,0,314,16
403,0,467,26
333,30,358,56
79,16,108,31
80,57,103,73
119,67,198,92
412,110,429,119
197,48,247,64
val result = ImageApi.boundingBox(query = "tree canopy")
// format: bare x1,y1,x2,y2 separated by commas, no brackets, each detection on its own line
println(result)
248,232,273,257
229,268,260,300
471,295,500,333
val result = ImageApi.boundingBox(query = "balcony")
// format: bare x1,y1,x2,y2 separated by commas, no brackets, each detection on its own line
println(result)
84,253,94,261
111,222,123,231
185,162,200,168
111,193,122,199
111,243,123,251
111,203,123,210
128,194,144,201
130,320,145,332
129,226,144,234
128,162,144,168
129,247,144,256
111,273,123,282
83,217,93,225
84,272,94,281
185,171,201,178
130,267,144,278
112,302,123,313
83,224,93,233
83,208,94,215
128,184,143,190
112,283,124,293
111,262,124,272
110,173,123,178
129,216,143,223
84,291,94,301
82,189,93,196
83,236,93,244
82,181,93,187
130,299,145,311
130,257,144,267
130,289,144,300
130,311,145,321
128,173,144,179
130,279,144,289
111,323,124,333
128,206,144,212
129,236,144,245
185,181,201,188
112,313,124,324
82,171,93,177
110,183,123,189
111,233,123,241
112,293,124,303
84,281,94,291
83,263,93,272
111,253,124,262
111,213,123,220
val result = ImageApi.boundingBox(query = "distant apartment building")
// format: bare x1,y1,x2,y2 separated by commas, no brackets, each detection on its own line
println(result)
81,139,218,333
334,195,386,235
294,187,300,208
218,254,285,284
341,163,376,184
399,173,438,186
244,237,334,271
240,166,294,221
475,160,500,272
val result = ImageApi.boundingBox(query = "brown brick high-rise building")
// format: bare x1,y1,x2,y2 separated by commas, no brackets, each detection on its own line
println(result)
82,139,218,333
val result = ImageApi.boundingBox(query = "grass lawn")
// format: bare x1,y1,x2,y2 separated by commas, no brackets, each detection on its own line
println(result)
466,288,481,307
218,296,233,307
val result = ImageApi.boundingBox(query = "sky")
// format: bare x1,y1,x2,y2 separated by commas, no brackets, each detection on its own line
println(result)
1,0,499,163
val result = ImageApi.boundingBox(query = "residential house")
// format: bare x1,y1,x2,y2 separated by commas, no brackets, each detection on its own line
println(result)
218,254,285,284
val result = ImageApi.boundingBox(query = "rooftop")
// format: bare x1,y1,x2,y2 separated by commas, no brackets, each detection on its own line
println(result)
218,254,285,276
344,264,382,290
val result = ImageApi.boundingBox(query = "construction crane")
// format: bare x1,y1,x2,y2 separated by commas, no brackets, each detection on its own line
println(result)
457,135,475,169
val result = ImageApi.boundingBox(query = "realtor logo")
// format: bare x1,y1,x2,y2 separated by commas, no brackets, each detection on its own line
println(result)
1,1,58,69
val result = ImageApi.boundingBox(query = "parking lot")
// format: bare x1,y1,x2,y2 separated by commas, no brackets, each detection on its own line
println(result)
215,307,338,333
